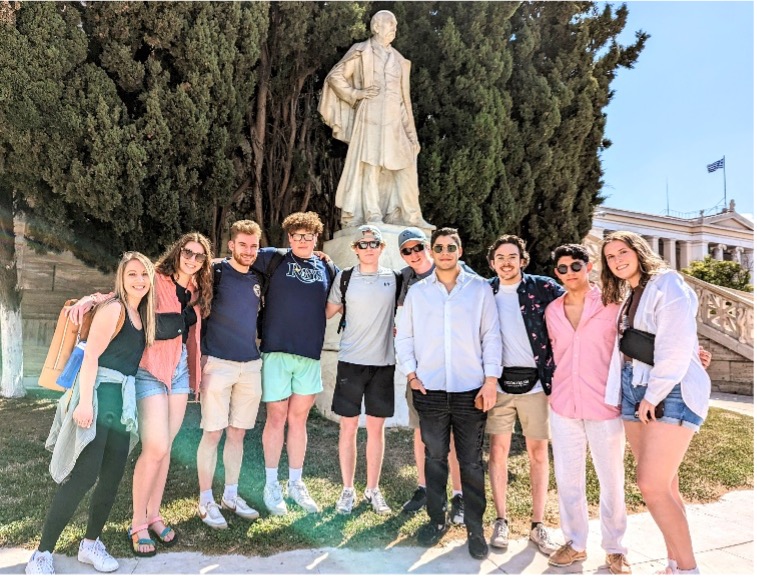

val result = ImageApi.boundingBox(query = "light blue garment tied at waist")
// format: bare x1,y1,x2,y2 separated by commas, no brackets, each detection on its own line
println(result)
45,366,139,484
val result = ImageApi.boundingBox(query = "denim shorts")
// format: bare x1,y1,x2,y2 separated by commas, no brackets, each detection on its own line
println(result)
135,344,191,400
620,362,704,432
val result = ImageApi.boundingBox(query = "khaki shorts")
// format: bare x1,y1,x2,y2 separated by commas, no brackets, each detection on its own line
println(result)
200,356,262,431
485,391,550,439
406,382,420,429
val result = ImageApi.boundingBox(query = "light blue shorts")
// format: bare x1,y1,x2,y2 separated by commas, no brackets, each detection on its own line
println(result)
135,344,191,400
620,362,704,432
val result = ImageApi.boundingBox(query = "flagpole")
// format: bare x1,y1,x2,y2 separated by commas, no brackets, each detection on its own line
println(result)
722,155,727,209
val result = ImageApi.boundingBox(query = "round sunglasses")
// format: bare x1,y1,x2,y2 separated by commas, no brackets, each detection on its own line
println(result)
556,261,585,274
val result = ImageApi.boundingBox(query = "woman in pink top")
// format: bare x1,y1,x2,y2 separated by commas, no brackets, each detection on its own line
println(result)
71,233,212,557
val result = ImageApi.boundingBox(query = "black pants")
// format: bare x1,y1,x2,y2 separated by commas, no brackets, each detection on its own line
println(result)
39,384,130,553
413,388,487,534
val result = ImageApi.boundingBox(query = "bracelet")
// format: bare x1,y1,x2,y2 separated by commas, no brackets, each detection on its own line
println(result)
407,377,418,385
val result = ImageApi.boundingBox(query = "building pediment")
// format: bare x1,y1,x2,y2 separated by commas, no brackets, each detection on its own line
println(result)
701,213,754,232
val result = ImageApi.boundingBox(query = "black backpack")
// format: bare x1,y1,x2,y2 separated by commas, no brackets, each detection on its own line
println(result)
337,267,403,333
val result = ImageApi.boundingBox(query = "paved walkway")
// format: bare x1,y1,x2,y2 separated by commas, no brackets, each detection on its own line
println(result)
2,394,752,575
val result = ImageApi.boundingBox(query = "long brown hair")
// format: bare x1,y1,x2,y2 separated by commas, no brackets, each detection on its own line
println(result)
600,231,668,305
114,251,157,346
155,232,214,318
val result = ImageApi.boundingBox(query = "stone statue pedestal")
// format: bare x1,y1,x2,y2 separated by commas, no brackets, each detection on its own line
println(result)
317,223,433,428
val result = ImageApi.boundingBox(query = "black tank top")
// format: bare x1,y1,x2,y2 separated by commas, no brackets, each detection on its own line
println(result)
98,311,146,376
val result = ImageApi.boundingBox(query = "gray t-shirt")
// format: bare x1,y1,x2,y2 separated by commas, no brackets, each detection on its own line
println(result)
328,266,397,366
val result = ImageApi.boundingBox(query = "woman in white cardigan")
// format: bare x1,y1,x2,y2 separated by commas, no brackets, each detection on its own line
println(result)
601,231,710,575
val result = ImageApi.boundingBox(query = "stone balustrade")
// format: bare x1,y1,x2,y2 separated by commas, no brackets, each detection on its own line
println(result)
683,273,754,361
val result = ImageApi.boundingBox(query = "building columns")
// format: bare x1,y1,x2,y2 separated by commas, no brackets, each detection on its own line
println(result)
662,238,677,270
644,235,660,255
713,243,727,260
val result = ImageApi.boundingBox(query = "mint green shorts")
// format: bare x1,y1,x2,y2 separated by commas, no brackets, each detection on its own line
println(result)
261,352,323,402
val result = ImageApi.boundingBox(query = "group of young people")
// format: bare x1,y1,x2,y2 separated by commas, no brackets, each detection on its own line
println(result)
27,212,711,576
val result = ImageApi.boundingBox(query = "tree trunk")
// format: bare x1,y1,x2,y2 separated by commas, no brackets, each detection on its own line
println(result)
0,190,24,398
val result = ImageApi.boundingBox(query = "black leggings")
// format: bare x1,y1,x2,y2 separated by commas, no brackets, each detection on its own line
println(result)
39,384,130,553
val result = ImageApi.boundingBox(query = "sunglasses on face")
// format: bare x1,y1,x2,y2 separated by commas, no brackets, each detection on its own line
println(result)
432,244,458,254
181,248,207,262
355,240,381,250
556,261,585,274
290,233,315,242
400,244,425,256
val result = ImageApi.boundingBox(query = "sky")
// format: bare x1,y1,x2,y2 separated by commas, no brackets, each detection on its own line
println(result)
599,1,754,221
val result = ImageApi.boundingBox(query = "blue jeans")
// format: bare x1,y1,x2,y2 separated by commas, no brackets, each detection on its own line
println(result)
412,388,487,534
134,344,190,400
620,362,704,432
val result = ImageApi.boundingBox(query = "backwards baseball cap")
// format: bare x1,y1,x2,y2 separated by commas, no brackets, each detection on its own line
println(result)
398,227,427,248
352,225,383,244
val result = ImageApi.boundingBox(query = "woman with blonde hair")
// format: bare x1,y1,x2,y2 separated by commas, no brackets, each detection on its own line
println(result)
601,231,710,575
68,233,213,557
27,252,156,574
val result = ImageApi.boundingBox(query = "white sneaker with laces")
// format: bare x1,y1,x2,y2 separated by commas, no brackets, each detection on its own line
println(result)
364,488,391,515
490,518,509,549
336,488,356,514
198,499,228,529
221,494,260,520
263,481,288,516
77,538,119,573
288,480,320,513
530,522,560,555
25,551,54,575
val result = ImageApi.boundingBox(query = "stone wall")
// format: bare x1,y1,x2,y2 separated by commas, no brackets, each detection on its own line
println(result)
699,335,754,396
15,223,114,386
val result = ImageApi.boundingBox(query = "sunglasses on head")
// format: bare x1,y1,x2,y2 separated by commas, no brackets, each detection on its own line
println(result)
181,247,207,262
432,244,458,254
355,240,381,250
400,244,425,256
556,261,585,274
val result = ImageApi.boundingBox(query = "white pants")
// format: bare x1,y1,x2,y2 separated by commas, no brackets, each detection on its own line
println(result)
550,410,628,554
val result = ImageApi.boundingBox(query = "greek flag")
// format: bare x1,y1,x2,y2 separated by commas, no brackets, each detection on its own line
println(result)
707,158,725,173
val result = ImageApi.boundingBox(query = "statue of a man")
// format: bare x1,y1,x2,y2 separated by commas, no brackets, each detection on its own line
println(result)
319,10,431,229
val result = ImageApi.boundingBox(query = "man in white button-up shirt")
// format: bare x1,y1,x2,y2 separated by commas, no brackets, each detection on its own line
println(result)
395,227,502,560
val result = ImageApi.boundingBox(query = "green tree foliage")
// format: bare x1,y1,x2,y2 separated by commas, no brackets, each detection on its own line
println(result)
1,1,268,269
245,1,368,246
683,256,754,293
388,1,647,272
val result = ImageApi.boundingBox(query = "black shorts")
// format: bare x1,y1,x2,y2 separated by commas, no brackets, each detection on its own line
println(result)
331,361,395,418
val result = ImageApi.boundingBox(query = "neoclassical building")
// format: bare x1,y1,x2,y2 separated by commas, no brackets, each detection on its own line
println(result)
587,202,754,281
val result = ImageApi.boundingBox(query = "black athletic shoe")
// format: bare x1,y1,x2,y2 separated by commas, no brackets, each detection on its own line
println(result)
468,531,489,560
402,486,427,513
417,522,449,547
450,494,465,525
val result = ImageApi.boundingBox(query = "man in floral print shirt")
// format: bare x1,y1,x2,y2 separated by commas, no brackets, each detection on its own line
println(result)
485,235,564,555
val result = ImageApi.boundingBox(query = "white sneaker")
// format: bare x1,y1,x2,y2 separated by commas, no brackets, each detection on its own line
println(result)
490,518,509,549
25,551,54,574
288,480,320,513
530,522,560,555
336,488,356,514
221,494,260,520
198,499,228,529
263,482,288,516
77,539,119,573
364,488,391,515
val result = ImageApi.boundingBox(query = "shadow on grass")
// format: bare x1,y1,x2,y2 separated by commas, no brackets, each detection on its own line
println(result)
0,389,752,557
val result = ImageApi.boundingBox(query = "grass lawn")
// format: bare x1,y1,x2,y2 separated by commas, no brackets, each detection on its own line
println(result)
0,389,753,558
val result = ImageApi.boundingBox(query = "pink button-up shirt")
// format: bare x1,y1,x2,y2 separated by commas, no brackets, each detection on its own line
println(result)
545,285,621,420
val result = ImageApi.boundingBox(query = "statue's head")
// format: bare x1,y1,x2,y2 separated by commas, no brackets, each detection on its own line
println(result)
371,10,397,45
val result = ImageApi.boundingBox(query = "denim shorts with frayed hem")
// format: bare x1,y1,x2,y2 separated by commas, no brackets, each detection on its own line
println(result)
620,362,704,432
135,344,191,400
